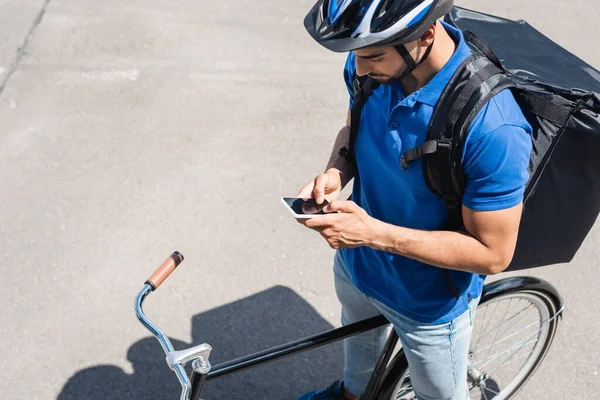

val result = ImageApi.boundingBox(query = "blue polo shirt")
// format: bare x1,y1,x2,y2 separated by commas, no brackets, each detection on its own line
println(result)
339,22,532,324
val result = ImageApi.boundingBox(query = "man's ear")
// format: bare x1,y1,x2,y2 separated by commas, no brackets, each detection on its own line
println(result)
419,24,436,47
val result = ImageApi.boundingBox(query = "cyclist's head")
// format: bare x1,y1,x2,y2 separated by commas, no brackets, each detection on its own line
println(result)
304,0,454,82
304,0,453,52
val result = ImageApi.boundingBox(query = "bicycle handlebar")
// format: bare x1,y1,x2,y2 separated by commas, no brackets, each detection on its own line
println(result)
136,252,212,400
145,251,184,290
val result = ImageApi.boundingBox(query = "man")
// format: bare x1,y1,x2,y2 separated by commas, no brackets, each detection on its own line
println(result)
296,1,532,399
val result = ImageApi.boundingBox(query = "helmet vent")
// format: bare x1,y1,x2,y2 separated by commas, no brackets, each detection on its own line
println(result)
374,0,393,19
372,0,425,33
337,2,365,31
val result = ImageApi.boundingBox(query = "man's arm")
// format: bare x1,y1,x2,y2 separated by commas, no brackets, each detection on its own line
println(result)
296,111,356,202
306,100,531,275
325,111,355,188
369,204,523,275
361,119,529,275
307,201,522,275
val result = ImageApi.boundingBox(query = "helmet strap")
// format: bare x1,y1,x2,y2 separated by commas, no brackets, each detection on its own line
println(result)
395,43,416,72
394,39,435,75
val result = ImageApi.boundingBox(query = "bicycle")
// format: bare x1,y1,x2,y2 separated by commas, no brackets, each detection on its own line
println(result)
135,252,564,400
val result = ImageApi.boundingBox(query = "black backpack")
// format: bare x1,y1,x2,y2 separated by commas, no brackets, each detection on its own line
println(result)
344,7,600,273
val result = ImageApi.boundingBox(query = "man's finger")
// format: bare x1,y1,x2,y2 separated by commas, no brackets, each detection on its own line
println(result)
313,174,329,204
304,215,334,229
324,200,358,214
295,182,315,198
296,217,309,227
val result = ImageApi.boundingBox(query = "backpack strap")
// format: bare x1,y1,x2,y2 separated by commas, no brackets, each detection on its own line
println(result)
444,69,515,231
400,62,504,172
462,30,502,69
399,38,516,300
401,52,516,221
516,90,571,126
339,74,380,165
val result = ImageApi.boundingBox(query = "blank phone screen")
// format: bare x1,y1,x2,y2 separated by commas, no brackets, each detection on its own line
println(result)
282,198,329,216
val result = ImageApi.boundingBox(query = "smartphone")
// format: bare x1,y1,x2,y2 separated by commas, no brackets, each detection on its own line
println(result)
280,197,330,219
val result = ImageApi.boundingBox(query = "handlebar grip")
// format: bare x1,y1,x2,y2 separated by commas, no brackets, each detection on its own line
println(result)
145,251,184,290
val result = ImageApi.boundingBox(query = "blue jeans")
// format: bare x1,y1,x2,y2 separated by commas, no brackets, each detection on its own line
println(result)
333,251,478,400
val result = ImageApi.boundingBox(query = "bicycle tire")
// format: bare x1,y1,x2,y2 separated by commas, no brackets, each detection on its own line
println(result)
377,288,561,400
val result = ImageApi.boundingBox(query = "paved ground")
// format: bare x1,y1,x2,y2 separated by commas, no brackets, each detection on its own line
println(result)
0,1,598,399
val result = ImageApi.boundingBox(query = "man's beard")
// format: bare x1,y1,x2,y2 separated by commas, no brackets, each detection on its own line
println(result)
368,64,409,84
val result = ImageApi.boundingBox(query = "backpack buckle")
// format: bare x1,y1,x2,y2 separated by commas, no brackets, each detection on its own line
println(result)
353,78,363,96
437,138,453,153
400,155,409,171
338,146,354,164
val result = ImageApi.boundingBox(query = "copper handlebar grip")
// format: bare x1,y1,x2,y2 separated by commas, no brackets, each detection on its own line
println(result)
145,251,184,290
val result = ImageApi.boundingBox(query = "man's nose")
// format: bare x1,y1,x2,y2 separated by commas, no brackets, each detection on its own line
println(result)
355,57,371,77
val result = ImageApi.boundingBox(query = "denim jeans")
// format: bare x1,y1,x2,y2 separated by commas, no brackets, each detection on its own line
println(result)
333,251,478,400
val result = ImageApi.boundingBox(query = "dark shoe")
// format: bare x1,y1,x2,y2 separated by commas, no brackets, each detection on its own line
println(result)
296,380,347,400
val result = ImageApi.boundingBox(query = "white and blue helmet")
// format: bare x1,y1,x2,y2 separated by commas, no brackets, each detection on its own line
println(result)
304,0,454,52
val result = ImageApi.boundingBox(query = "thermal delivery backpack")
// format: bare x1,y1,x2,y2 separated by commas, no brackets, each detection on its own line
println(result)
345,7,600,272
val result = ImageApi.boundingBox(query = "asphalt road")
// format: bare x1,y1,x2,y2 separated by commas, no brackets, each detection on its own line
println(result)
0,1,598,399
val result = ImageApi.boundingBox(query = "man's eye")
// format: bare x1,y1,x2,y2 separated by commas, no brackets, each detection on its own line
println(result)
371,58,383,63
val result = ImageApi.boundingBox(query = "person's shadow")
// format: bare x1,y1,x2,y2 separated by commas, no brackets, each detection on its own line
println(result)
58,286,343,399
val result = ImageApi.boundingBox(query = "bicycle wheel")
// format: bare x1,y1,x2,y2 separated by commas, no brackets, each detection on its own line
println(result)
378,289,561,400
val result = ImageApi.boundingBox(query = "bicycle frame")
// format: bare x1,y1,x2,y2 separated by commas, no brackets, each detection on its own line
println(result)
136,280,396,400
135,253,564,400
135,252,398,400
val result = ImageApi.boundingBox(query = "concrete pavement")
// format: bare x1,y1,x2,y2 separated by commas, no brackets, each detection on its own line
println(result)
0,0,598,398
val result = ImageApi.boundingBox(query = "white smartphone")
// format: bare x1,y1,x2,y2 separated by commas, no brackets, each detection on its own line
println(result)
280,197,330,219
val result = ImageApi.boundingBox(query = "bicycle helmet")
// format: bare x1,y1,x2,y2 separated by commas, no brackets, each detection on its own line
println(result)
304,0,454,50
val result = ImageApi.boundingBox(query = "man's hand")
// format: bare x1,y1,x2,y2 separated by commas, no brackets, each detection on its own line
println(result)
304,200,381,249
296,168,344,205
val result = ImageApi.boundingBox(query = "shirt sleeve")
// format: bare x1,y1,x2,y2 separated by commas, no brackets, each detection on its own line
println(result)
462,123,533,211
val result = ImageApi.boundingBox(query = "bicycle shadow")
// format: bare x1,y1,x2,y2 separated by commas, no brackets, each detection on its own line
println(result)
58,286,343,400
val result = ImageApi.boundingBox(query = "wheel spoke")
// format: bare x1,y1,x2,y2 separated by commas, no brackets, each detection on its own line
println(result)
482,385,501,396
478,303,531,342
475,299,501,355
473,318,543,354
487,351,532,375
481,388,490,400
475,338,537,371
484,298,514,362
394,383,415,400
389,291,559,400
492,303,535,345
474,299,492,354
